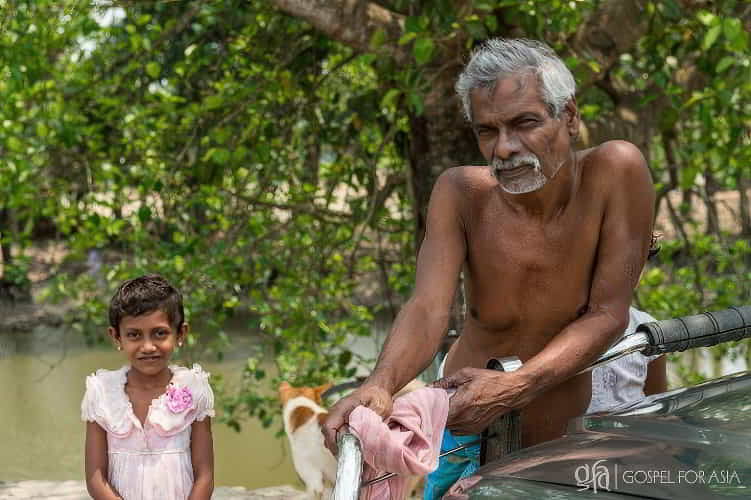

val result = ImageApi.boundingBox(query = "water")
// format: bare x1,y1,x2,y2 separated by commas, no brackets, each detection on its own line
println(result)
0,324,300,490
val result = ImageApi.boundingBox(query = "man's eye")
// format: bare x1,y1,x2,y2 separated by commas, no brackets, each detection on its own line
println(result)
518,119,538,128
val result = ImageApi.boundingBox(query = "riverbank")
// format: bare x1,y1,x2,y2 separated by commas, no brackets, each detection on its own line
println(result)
0,301,68,333
0,481,306,499
0,241,78,333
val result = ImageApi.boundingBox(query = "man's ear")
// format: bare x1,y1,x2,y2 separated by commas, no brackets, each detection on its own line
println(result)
564,97,580,139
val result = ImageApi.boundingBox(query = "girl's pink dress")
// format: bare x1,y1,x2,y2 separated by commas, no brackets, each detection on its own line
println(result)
81,364,215,500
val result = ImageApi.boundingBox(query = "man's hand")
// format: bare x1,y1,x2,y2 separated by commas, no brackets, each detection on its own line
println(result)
433,368,533,435
322,385,393,455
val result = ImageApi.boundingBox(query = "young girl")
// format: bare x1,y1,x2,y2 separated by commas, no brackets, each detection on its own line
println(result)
81,274,214,500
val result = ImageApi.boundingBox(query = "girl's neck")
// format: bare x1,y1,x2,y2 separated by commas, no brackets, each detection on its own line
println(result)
127,366,173,390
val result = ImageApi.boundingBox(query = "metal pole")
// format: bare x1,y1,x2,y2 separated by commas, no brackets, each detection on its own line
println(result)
331,429,362,500
480,356,523,465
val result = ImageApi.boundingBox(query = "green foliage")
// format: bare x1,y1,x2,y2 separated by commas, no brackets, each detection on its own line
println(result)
1,0,749,430
2,0,414,428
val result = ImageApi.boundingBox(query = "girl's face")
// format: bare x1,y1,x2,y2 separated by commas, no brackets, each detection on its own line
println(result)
109,310,186,378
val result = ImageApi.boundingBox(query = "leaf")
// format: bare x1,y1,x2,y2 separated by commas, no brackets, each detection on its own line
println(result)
475,0,495,12
661,0,681,21
408,92,424,115
484,15,499,33
413,37,434,65
679,165,699,190
380,88,401,109
399,32,417,46
405,16,421,33
716,56,734,74
6,136,22,152
146,61,161,78
465,20,487,41
211,148,230,165
137,205,151,223
696,11,715,26
702,25,722,51
36,122,48,138
722,18,748,52
173,255,185,273
358,53,376,65
369,28,386,49
337,350,352,367
682,91,705,109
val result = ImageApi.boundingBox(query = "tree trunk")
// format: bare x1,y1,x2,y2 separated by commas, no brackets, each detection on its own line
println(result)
703,171,721,236
738,172,751,237
0,208,10,277
407,82,480,249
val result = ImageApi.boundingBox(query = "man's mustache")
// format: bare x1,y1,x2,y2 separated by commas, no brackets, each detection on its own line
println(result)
491,154,541,171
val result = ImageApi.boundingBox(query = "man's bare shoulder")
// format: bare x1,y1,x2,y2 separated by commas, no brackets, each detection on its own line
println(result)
582,140,648,176
579,140,651,193
438,165,496,196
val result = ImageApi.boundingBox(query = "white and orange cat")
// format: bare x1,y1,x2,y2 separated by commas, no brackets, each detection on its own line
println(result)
279,380,426,499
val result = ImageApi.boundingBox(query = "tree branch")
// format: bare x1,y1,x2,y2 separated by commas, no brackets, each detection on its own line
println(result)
269,0,409,63
222,189,352,223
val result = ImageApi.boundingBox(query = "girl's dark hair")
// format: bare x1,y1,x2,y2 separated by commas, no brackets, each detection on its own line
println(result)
108,274,184,333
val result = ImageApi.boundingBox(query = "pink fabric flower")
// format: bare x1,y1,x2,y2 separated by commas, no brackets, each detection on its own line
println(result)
166,384,193,413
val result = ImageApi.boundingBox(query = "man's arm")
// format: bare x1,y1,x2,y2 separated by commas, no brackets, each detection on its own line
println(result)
437,141,656,433
322,168,468,452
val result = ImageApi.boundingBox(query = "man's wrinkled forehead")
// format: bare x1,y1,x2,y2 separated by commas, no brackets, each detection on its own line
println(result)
470,71,545,120
481,70,536,97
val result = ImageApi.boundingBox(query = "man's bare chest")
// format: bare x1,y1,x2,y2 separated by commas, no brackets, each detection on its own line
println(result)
462,204,602,330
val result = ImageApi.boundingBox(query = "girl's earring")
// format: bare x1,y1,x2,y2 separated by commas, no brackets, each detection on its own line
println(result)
116,344,122,351
178,342,183,348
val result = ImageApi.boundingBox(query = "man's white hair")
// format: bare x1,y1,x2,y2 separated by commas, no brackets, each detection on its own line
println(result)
455,38,576,122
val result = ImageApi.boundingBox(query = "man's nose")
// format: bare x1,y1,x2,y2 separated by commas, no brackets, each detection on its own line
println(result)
493,131,520,161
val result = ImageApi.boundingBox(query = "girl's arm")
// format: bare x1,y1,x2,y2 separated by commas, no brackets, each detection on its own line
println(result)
188,418,215,500
84,422,122,500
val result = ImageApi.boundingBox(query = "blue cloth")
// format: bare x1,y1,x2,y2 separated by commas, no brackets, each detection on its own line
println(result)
424,429,481,500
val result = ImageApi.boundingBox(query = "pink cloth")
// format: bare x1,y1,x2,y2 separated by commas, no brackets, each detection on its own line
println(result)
348,387,450,500
81,364,214,500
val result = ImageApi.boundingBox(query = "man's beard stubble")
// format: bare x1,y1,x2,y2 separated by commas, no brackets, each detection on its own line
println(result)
490,154,548,194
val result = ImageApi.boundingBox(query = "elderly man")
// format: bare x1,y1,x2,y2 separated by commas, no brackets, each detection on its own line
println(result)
323,38,663,497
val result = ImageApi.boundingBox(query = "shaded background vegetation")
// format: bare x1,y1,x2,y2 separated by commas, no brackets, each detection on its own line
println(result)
0,0,749,430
